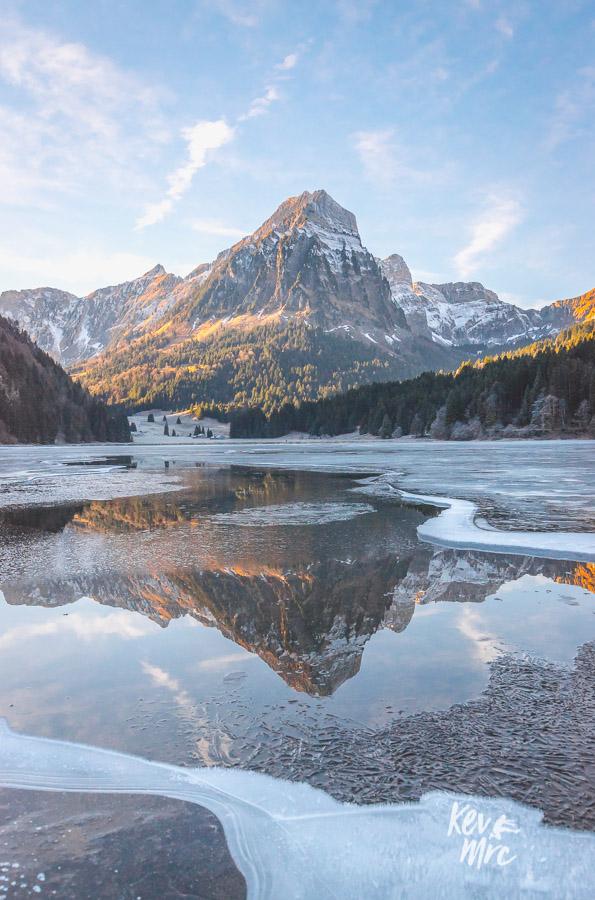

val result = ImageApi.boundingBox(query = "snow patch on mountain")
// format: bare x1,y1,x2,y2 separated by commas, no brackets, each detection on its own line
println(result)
380,256,574,350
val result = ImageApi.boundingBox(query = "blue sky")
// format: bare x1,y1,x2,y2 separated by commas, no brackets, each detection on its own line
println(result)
1,0,594,307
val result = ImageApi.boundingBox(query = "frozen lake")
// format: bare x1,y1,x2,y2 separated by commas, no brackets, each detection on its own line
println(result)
0,439,593,897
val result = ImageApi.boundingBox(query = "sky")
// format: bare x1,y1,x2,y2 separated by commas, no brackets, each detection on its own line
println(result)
0,0,594,308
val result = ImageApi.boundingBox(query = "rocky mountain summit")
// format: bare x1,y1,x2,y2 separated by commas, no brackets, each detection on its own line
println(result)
176,190,407,335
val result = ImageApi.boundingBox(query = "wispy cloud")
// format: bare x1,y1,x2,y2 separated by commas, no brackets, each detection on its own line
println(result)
353,128,441,186
277,53,299,71
0,610,154,650
137,46,298,228
239,85,280,120
495,16,514,39
353,129,398,183
208,0,267,27
0,17,166,202
191,218,246,238
457,606,501,665
546,66,595,150
135,119,235,229
454,191,523,278
0,242,157,294
335,0,378,25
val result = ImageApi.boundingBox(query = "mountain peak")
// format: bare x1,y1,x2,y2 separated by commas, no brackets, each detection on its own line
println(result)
381,254,412,287
251,189,359,244
143,264,166,278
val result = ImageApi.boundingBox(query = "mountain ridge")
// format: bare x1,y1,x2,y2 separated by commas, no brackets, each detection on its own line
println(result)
1,190,592,414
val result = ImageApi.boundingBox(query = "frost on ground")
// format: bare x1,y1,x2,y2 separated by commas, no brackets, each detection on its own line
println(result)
1,692,594,900
210,501,375,526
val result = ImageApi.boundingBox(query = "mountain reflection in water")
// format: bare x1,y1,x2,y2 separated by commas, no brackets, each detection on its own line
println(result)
0,467,592,700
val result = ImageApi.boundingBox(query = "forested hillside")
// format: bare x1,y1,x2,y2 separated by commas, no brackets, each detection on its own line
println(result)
0,315,130,444
77,318,461,416
230,323,595,440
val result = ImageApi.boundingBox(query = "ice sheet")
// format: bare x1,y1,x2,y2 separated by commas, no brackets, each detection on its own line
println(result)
353,472,595,560
398,489,595,562
211,501,374,526
0,721,593,899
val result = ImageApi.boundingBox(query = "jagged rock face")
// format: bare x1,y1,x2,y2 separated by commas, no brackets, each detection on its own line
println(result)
0,265,181,365
380,253,412,287
0,287,80,360
381,258,592,350
173,190,407,338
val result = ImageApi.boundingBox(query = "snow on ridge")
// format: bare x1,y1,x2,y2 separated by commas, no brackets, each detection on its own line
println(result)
380,257,566,349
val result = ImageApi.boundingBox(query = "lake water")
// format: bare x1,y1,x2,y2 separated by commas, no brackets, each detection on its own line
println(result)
0,440,593,898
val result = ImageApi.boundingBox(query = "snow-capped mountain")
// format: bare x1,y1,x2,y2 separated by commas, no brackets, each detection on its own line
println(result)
1,190,592,413
0,264,181,364
380,253,585,349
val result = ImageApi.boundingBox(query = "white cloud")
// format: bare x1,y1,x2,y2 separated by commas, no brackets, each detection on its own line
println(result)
457,607,501,665
191,218,246,238
208,0,268,27
196,652,251,671
335,0,378,24
136,119,235,229
239,85,280,121
142,661,195,711
454,191,523,278
277,53,298,71
0,610,154,650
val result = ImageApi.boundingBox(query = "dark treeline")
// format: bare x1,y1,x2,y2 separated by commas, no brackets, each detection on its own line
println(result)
0,315,130,444
230,323,595,440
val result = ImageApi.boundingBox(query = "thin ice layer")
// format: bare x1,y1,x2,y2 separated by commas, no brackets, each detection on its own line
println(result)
211,501,374,526
0,721,594,899
398,489,595,561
